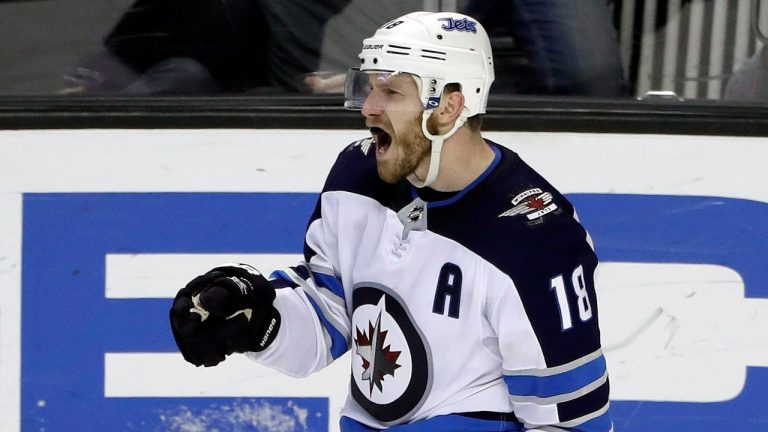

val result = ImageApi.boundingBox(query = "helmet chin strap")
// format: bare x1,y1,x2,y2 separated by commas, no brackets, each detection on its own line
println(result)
407,107,468,188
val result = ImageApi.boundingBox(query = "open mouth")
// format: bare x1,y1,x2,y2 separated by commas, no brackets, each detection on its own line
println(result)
370,127,392,155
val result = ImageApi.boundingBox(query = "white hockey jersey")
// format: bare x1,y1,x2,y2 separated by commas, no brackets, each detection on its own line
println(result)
247,139,612,431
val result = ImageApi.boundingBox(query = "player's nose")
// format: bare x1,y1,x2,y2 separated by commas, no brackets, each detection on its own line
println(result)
361,92,385,118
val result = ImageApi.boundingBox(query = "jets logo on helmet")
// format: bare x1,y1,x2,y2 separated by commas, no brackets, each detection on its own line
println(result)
438,17,477,33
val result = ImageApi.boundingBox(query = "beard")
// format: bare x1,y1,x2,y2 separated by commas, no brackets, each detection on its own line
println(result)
376,115,433,184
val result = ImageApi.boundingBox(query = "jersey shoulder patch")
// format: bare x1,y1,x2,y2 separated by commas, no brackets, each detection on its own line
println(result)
497,186,563,225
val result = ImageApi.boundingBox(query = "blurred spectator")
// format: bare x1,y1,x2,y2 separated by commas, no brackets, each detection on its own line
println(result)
62,0,627,98
304,0,421,94
62,0,350,95
260,0,351,91
465,0,628,97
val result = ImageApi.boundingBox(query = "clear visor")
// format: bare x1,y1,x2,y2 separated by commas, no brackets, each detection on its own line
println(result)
344,69,426,112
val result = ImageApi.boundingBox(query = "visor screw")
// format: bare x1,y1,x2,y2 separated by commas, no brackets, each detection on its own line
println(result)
437,34,443,40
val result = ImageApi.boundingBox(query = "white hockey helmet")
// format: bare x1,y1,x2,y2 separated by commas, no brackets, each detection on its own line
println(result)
345,11,495,116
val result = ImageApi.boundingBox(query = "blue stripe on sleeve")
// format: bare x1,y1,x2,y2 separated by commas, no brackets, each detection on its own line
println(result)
270,268,349,359
504,354,607,399
270,270,297,287
304,292,349,360
312,271,345,299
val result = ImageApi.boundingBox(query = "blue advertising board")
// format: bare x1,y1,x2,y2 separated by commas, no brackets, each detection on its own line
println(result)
20,191,768,431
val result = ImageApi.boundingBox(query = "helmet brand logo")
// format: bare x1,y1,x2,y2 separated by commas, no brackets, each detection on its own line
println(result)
363,44,384,50
438,17,477,33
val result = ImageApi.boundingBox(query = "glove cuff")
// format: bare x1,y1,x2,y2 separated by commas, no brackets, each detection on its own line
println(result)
255,304,281,351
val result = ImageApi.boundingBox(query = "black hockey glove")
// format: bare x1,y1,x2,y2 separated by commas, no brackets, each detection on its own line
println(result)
169,277,226,367
169,264,281,367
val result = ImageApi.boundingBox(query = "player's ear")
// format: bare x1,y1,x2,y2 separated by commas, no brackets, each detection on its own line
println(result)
435,87,465,130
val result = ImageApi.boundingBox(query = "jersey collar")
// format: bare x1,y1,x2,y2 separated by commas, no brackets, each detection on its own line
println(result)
410,142,501,208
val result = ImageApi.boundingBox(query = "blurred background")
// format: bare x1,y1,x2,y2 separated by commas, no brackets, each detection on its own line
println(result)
2,2,768,432
1,0,767,102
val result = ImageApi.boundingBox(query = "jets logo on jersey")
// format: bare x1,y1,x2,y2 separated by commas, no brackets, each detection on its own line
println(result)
355,300,403,396
498,187,559,221
351,283,432,424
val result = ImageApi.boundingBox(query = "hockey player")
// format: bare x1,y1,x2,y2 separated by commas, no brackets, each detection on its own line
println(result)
170,11,613,432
